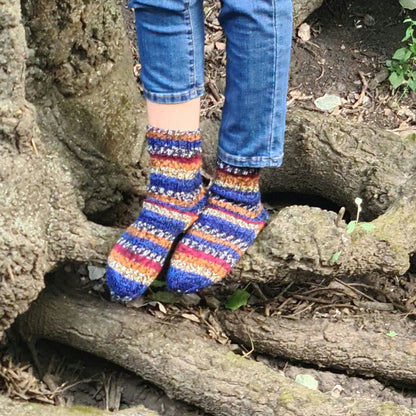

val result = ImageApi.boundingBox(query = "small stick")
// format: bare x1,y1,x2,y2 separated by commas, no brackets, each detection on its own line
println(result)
353,71,368,109
7,265,15,281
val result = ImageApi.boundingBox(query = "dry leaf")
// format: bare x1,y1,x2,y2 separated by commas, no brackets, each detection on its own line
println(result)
157,302,167,314
181,313,200,323
297,23,311,42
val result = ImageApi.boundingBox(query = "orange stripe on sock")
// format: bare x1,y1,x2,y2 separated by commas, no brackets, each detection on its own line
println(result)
109,250,161,275
208,198,262,219
150,157,202,171
147,130,201,142
215,170,259,188
172,250,229,280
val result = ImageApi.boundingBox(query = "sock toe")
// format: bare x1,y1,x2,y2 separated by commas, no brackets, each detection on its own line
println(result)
105,266,147,301
166,267,212,293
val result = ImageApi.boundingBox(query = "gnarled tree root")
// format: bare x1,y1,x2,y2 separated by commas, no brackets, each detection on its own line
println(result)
0,394,158,416
17,280,415,416
229,185,416,285
218,309,416,385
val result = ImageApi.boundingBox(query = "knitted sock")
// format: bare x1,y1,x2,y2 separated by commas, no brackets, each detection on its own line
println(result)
166,160,268,293
106,126,206,301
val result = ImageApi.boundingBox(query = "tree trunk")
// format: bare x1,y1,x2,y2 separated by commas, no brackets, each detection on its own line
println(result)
16,280,415,416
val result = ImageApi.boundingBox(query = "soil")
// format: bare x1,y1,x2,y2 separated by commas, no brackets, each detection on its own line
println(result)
1,0,416,414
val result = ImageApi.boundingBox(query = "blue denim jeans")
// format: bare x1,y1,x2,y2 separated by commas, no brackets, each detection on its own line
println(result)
128,0,292,168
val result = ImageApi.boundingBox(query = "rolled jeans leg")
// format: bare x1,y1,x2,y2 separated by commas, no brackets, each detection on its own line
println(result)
217,0,293,168
129,0,205,104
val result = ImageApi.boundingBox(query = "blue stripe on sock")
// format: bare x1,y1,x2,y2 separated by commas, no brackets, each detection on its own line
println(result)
209,183,261,206
149,172,202,193
140,207,187,232
106,266,147,301
196,212,256,244
166,267,212,293
147,138,202,151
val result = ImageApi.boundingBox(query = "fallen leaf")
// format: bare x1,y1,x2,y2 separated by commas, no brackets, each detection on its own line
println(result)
400,0,416,10
181,313,200,323
314,94,342,112
295,374,319,390
297,23,311,42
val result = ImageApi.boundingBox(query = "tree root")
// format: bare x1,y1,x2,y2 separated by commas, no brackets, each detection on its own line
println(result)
229,179,416,285
0,394,158,416
16,280,415,416
218,309,416,384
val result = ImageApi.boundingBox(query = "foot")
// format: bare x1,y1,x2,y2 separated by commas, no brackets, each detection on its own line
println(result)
106,127,206,301
166,160,268,293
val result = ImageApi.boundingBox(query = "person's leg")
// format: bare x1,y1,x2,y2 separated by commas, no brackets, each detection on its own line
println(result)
106,0,205,301
166,0,293,292
217,0,293,168
147,99,200,131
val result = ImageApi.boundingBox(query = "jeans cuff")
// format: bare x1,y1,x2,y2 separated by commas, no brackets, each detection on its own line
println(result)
217,146,284,168
143,86,205,104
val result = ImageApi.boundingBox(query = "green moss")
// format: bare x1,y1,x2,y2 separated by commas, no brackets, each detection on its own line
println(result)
279,391,294,405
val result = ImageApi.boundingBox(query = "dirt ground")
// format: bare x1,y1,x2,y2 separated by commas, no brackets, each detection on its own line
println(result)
1,0,416,414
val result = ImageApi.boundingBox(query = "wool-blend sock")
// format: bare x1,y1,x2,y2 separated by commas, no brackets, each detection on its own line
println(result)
166,160,268,293
106,126,206,301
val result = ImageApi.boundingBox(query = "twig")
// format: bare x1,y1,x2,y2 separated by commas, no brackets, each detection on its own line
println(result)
352,71,368,109
334,278,378,302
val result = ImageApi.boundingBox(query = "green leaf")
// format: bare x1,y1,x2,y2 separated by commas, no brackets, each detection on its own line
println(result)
295,374,319,390
151,280,167,288
402,25,414,41
392,47,412,61
408,77,416,91
346,221,356,234
330,252,341,264
359,222,375,232
385,330,398,338
389,71,405,89
225,289,251,310
400,0,416,10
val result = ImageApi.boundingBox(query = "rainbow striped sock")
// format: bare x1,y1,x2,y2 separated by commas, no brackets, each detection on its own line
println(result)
166,160,268,293
106,126,206,301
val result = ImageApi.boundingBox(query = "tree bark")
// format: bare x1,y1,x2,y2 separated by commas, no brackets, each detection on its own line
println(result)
0,394,159,416
16,280,415,416
292,0,324,27
227,183,416,285
218,309,416,384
